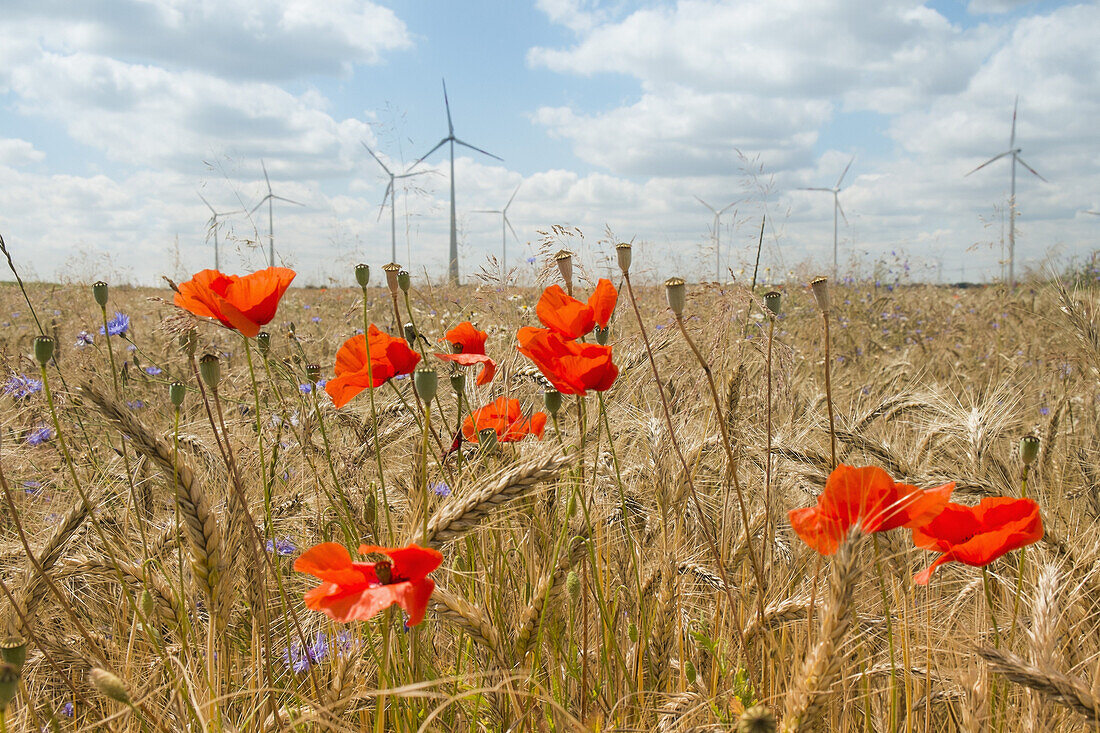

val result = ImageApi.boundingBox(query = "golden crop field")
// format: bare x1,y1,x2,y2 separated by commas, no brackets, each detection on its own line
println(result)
1,253,1098,732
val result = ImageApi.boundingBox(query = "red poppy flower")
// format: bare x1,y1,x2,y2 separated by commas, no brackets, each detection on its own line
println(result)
912,497,1043,585
174,267,296,338
295,542,443,626
462,396,547,443
788,464,954,555
516,326,618,395
535,279,619,339
325,325,421,408
435,321,496,386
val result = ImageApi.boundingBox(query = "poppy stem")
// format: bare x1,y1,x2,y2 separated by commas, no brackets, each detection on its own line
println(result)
822,309,838,469
422,402,432,545
872,533,899,731
764,315,775,568
982,566,1002,648
242,337,272,539
1007,465,1031,649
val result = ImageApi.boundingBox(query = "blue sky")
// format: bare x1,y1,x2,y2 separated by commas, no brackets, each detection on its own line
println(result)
1,0,1098,286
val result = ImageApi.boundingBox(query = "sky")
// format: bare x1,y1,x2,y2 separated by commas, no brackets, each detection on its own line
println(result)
1,0,1098,286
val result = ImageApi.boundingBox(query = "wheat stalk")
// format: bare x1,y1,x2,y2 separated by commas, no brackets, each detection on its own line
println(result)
977,645,1099,723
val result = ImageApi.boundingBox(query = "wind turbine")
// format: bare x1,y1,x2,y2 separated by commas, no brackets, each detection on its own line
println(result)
198,193,243,272
695,196,737,282
472,183,521,275
362,142,431,263
249,160,305,268
414,79,503,285
799,155,855,278
966,97,1047,288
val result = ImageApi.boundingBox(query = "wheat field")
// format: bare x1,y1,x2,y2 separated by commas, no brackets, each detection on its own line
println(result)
1,257,1099,732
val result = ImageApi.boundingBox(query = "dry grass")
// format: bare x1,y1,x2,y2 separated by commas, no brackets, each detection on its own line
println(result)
0,270,1099,731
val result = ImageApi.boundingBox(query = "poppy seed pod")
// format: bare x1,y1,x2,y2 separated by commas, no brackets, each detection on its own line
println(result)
665,277,686,317
615,242,632,274
89,667,131,705
397,270,411,293
1020,435,1040,465
737,704,777,733
0,638,26,671
543,389,561,416
478,427,498,451
34,335,54,366
382,262,402,295
684,660,697,686
810,276,830,313
764,290,782,317
306,363,321,384
169,381,186,408
256,331,270,356
0,663,16,711
199,354,220,391
403,322,418,346
594,325,609,345
414,366,438,403
92,281,109,308
450,371,466,394
354,263,370,289
554,249,574,291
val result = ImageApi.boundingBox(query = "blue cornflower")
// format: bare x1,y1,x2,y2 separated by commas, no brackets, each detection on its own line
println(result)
126,400,146,410
431,481,451,498
282,631,330,673
299,380,326,393
23,481,42,495
1039,406,1050,416
100,312,130,336
310,316,321,323
75,331,94,347
266,537,297,556
60,702,73,717
26,426,53,446
3,374,43,399
526,256,536,264
145,366,162,376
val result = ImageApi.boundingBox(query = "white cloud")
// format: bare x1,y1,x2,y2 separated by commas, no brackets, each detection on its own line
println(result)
0,139,45,167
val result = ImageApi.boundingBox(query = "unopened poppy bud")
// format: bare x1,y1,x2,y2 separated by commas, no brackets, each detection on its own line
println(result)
383,262,401,295
256,331,270,356
450,372,466,394
403,322,418,346
810,276,830,313
478,428,498,451
414,366,438,403
665,277,686,317
306,363,321,384
555,249,574,293
0,663,16,711
179,328,198,357
92,281,109,308
544,389,561,416
287,321,296,336
199,354,220,391
737,704,777,733
1020,435,1040,465
169,381,186,408
397,270,411,293
615,242,632,274
89,668,131,705
565,570,580,600
627,622,638,643
764,291,782,317
0,638,26,671
594,326,609,345
34,335,54,366
354,263,370,289
684,659,697,685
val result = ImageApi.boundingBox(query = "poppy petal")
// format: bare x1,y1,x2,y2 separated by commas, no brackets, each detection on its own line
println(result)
588,278,619,328
394,577,436,627
536,285,595,339
294,543,368,587
359,544,443,582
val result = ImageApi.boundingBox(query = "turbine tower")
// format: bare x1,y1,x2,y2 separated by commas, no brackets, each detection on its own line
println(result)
415,79,503,285
362,142,430,263
249,160,305,268
472,183,521,275
966,97,1047,288
695,196,736,282
198,193,242,272
799,155,855,278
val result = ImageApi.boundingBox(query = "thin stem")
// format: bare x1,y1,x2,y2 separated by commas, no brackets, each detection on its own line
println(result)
873,533,899,731
822,311,837,469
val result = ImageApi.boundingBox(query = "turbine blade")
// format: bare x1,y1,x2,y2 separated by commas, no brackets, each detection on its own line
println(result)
836,197,848,226
442,78,454,136
505,215,520,242
249,196,270,216
1085,211,1100,216
719,200,737,215
505,182,521,210
798,187,834,192
272,196,306,207
1015,155,1048,183
453,138,503,161
261,159,271,192
470,210,500,214
361,141,392,175
378,181,393,220
965,150,1012,176
694,195,717,214
1010,96,1018,149
413,138,448,168
198,192,216,214
836,155,855,188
